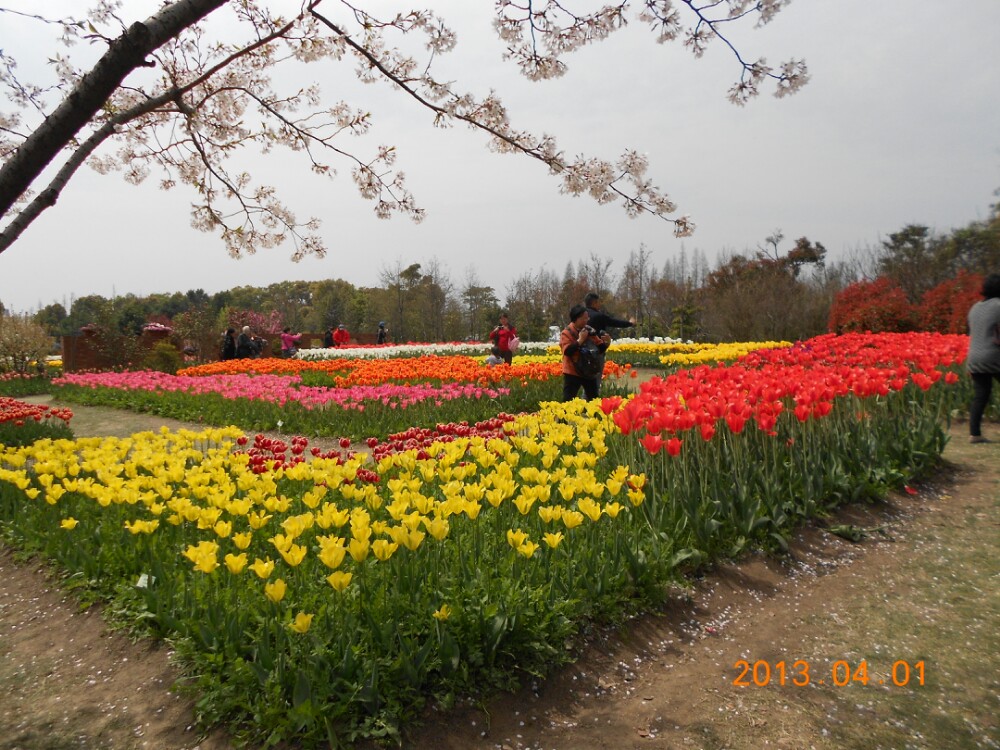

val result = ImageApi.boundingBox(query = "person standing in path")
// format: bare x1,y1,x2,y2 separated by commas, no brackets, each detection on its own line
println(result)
377,321,388,345
560,304,610,402
323,326,334,348
488,312,517,365
583,292,634,393
966,273,1000,443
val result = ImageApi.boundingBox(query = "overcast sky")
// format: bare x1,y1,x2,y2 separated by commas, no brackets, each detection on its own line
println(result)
1,0,999,314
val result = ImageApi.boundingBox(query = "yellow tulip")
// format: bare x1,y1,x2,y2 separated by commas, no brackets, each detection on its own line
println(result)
265,578,287,603
561,510,585,529
248,511,272,530
318,543,347,570
59,517,79,530
124,519,159,535
577,497,603,522
516,541,539,558
506,528,528,549
326,570,353,592
270,533,294,554
289,612,314,634
373,539,399,561
399,528,425,552
543,531,564,549
603,501,625,518
249,557,275,579
213,520,232,538
279,543,308,567
348,538,370,562
225,552,248,574
537,505,562,524
232,531,253,550
432,604,452,621
424,517,450,541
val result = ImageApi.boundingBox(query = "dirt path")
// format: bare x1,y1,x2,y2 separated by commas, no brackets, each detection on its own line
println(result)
1,403,997,750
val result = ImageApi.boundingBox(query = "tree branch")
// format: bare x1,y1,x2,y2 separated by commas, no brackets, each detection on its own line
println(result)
0,0,227,221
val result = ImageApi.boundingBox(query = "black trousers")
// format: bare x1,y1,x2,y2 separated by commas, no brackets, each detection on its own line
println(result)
970,371,1000,436
562,373,599,402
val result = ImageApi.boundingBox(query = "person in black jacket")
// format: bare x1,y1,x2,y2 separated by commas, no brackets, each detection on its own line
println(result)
584,292,634,392
584,292,635,333
235,326,255,358
220,328,237,360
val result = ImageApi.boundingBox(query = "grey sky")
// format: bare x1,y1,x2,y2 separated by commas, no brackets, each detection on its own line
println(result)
1,0,999,314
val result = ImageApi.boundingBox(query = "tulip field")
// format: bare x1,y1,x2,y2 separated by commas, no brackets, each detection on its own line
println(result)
0,332,976,746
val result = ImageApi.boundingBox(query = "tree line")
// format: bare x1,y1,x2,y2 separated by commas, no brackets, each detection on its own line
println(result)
11,198,1000,357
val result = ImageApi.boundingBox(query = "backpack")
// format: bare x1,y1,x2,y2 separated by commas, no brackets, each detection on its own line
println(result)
575,340,604,379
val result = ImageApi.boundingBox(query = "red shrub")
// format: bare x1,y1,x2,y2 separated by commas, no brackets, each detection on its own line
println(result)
828,277,916,334
918,271,983,333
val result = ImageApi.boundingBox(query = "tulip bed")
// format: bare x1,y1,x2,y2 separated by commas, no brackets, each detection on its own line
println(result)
0,372,56,397
53,356,633,440
0,332,975,747
0,396,73,446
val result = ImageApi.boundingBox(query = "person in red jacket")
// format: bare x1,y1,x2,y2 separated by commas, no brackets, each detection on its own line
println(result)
488,312,517,365
332,324,350,347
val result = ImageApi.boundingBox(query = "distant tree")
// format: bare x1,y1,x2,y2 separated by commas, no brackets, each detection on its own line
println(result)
264,280,313,330
0,2,806,257
0,314,54,373
504,267,562,341
171,305,220,360
111,295,150,336
143,292,186,320
65,295,112,332
935,212,1000,277
461,277,499,340
876,225,946,301
700,232,827,341
33,302,69,337
379,261,425,342
305,279,358,331
617,245,656,337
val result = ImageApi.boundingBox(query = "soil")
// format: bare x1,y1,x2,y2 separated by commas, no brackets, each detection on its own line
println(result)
1,400,997,750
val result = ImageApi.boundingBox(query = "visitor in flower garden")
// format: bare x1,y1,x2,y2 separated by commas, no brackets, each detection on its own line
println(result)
484,346,504,366
323,326,334,348
220,328,236,360
333,324,350,347
377,321,388,345
279,327,302,358
235,326,254,358
966,272,1000,443
584,292,634,389
584,292,636,334
251,334,269,358
488,312,518,365
560,304,610,402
